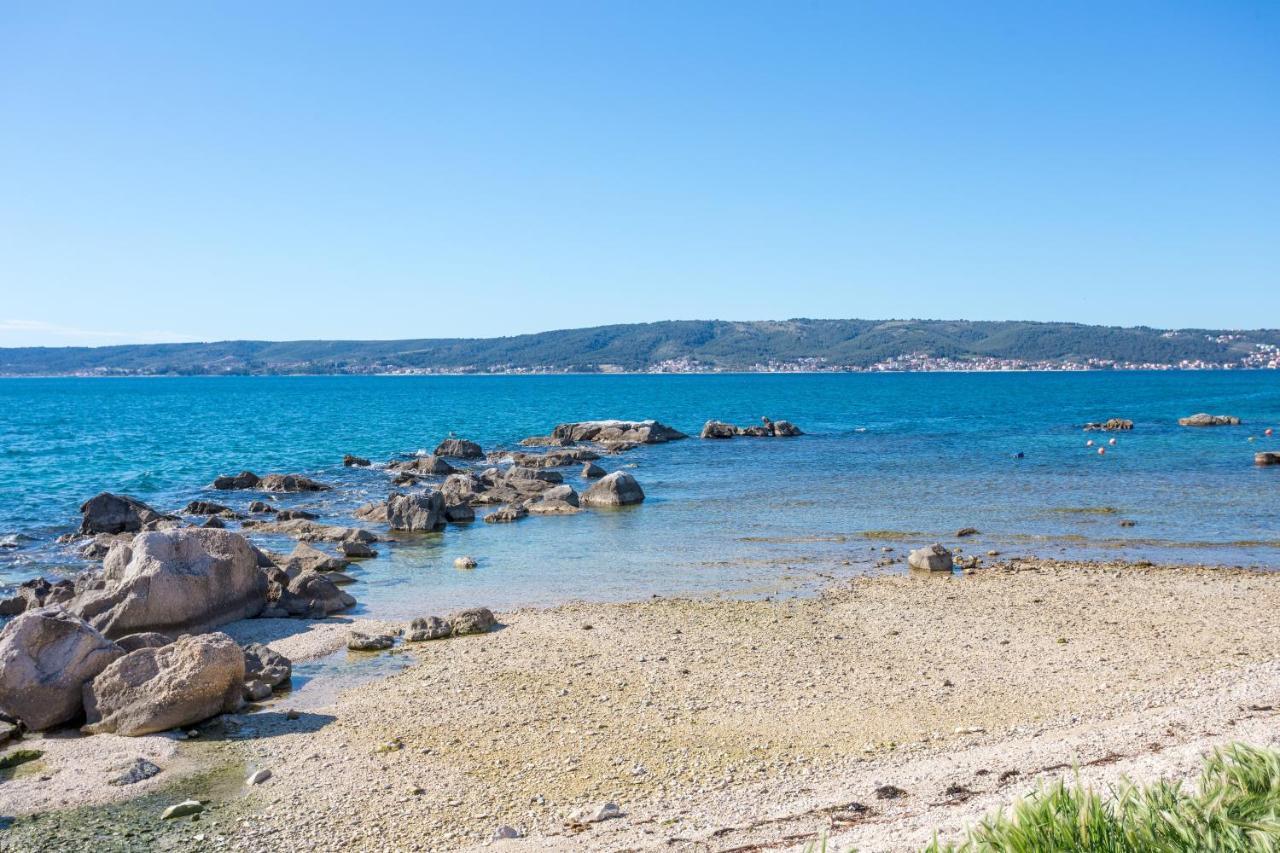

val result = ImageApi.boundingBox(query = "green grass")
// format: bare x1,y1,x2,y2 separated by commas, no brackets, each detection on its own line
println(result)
926,743,1280,852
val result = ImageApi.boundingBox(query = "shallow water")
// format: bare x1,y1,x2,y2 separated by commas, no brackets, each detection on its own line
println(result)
1,372,1278,620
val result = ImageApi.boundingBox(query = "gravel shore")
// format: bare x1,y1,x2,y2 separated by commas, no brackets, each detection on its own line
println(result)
3,558,1278,852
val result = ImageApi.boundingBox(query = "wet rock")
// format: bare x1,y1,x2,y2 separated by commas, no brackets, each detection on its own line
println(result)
116,632,172,653
259,474,331,493
770,418,803,436
908,543,953,573
434,438,484,459
285,542,348,574
275,509,317,521
1083,418,1133,431
201,516,225,529
484,504,528,524
181,501,236,518
445,503,476,523
449,607,497,635
0,607,124,730
406,615,452,642
242,643,291,690
73,529,267,639
343,454,371,467
1254,452,1279,466
1178,413,1240,427
281,572,355,616
339,541,377,559
83,632,245,737
454,556,478,569
109,757,162,786
212,471,261,490
247,501,276,514
353,501,388,522
78,532,134,560
79,493,172,535
700,420,738,439
581,471,645,507
386,492,446,532
505,466,563,485
582,461,606,478
347,631,394,651
955,527,979,537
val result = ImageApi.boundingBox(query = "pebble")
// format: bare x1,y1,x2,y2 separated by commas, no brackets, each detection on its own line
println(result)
161,800,203,820
246,769,272,786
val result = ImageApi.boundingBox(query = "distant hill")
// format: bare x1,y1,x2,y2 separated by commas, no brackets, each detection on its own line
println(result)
2,319,1278,375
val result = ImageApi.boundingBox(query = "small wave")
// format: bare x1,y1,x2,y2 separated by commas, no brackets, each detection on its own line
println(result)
0,533,29,549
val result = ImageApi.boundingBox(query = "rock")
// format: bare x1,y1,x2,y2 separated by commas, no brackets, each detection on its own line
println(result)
581,471,645,507
1,577,77,616
399,454,457,476
285,542,348,574
212,471,261,490
275,509,317,521
440,472,486,506
78,532,134,560
79,493,171,535
242,643,291,690
339,541,376,559
493,825,522,840
109,757,163,786
181,501,235,517
82,632,245,737
161,800,204,820
771,419,803,436
1083,418,1133,431
449,607,496,635
240,518,375,543
386,492,445,532
347,631,394,651
454,556,478,570
0,608,124,730
246,768,272,785
72,529,267,639
955,527,979,537
484,505,528,524
353,501,388,522
582,462,606,478
434,438,485,459
343,454,371,467
259,474,331,493
325,572,357,585
201,515,225,529
406,615,452,642
549,420,687,445
282,572,355,615
247,500,276,514
1178,413,1240,427
445,503,476,523
0,721,17,745
504,448,600,468
570,802,622,824
244,680,272,701
116,632,172,653
505,466,563,485
528,499,581,515
1119,519,1137,527
1256,452,1280,466
908,543,953,573
700,420,738,439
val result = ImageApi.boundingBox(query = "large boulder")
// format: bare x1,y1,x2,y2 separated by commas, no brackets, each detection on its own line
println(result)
284,542,348,574
434,438,485,459
700,420,738,439
393,455,456,476
386,492,445,532
79,493,170,535
540,420,687,446
1256,452,1280,466
82,632,245,736
908,544,953,573
581,471,645,507
283,572,355,615
770,419,803,437
259,474,331,492
212,471,261,490
72,529,267,639
1179,413,1241,427
449,608,497,635
0,608,124,730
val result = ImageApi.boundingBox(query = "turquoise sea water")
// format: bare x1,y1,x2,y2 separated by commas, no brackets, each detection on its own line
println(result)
1,372,1278,619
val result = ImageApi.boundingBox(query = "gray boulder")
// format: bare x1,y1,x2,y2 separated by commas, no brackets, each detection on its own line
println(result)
549,420,687,445
449,608,497,635
581,471,645,507
283,572,355,615
395,455,457,476
259,474,331,492
1178,413,1240,427
243,643,291,690
582,462,606,478
72,529,267,639
212,471,261,490
79,493,170,535
347,631,394,651
343,454,371,467
339,541,377,559
484,504,528,524
700,420,738,439
284,542,348,574
0,607,124,730
1256,452,1280,466
82,632,245,736
771,419,803,437
386,492,445,532
406,615,451,641
434,438,485,459
908,544,954,573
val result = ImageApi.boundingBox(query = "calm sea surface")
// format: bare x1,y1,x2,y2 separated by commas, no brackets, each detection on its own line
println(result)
1,372,1278,620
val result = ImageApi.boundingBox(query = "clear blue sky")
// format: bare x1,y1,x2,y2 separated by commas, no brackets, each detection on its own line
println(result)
1,2,1276,346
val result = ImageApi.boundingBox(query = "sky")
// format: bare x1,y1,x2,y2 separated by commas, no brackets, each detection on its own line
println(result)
1,2,1277,347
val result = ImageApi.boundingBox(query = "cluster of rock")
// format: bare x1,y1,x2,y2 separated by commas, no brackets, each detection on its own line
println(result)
1082,418,1134,432
1178,413,1241,427
519,419,687,450
700,416,803,439
212,472,330,492
348,607,497,650
1257,452,1280,466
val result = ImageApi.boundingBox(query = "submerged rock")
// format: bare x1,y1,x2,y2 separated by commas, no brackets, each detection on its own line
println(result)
73,529,267,639
581,471,645,507
82,632,245,737
454,555,478,570
0,607,124,731
347,631,394,651
339,541,377,559
908,544,954,573
343,454,371,467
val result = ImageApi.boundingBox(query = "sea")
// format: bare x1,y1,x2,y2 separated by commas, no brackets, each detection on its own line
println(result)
1,372,1278,622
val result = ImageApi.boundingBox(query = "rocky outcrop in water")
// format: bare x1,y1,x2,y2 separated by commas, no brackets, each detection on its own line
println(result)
72,529,267,639
212,472,330,492
82,632,245,736
700,417,803,439
343,454,371,467
79,493,173,535
434,438,485,459
484,504,528,524
181,501,237,518
0,607,124,730
391,455,456,476
1179,413,1241,427
1083,419,1133,431
523,420,687,447
582,461,606,478
284,542,349,574
212,471,262,490
581,471,645,507
1257,452,1280,466
386,492,446,532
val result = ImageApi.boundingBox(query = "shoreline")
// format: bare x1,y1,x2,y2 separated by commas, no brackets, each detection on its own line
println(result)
4,557,1278,851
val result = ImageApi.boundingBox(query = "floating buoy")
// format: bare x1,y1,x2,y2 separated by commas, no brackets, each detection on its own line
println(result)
1108,438,1117,446
1086,439,1094,447
1098,446,1106,455
1267,428,1275,437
